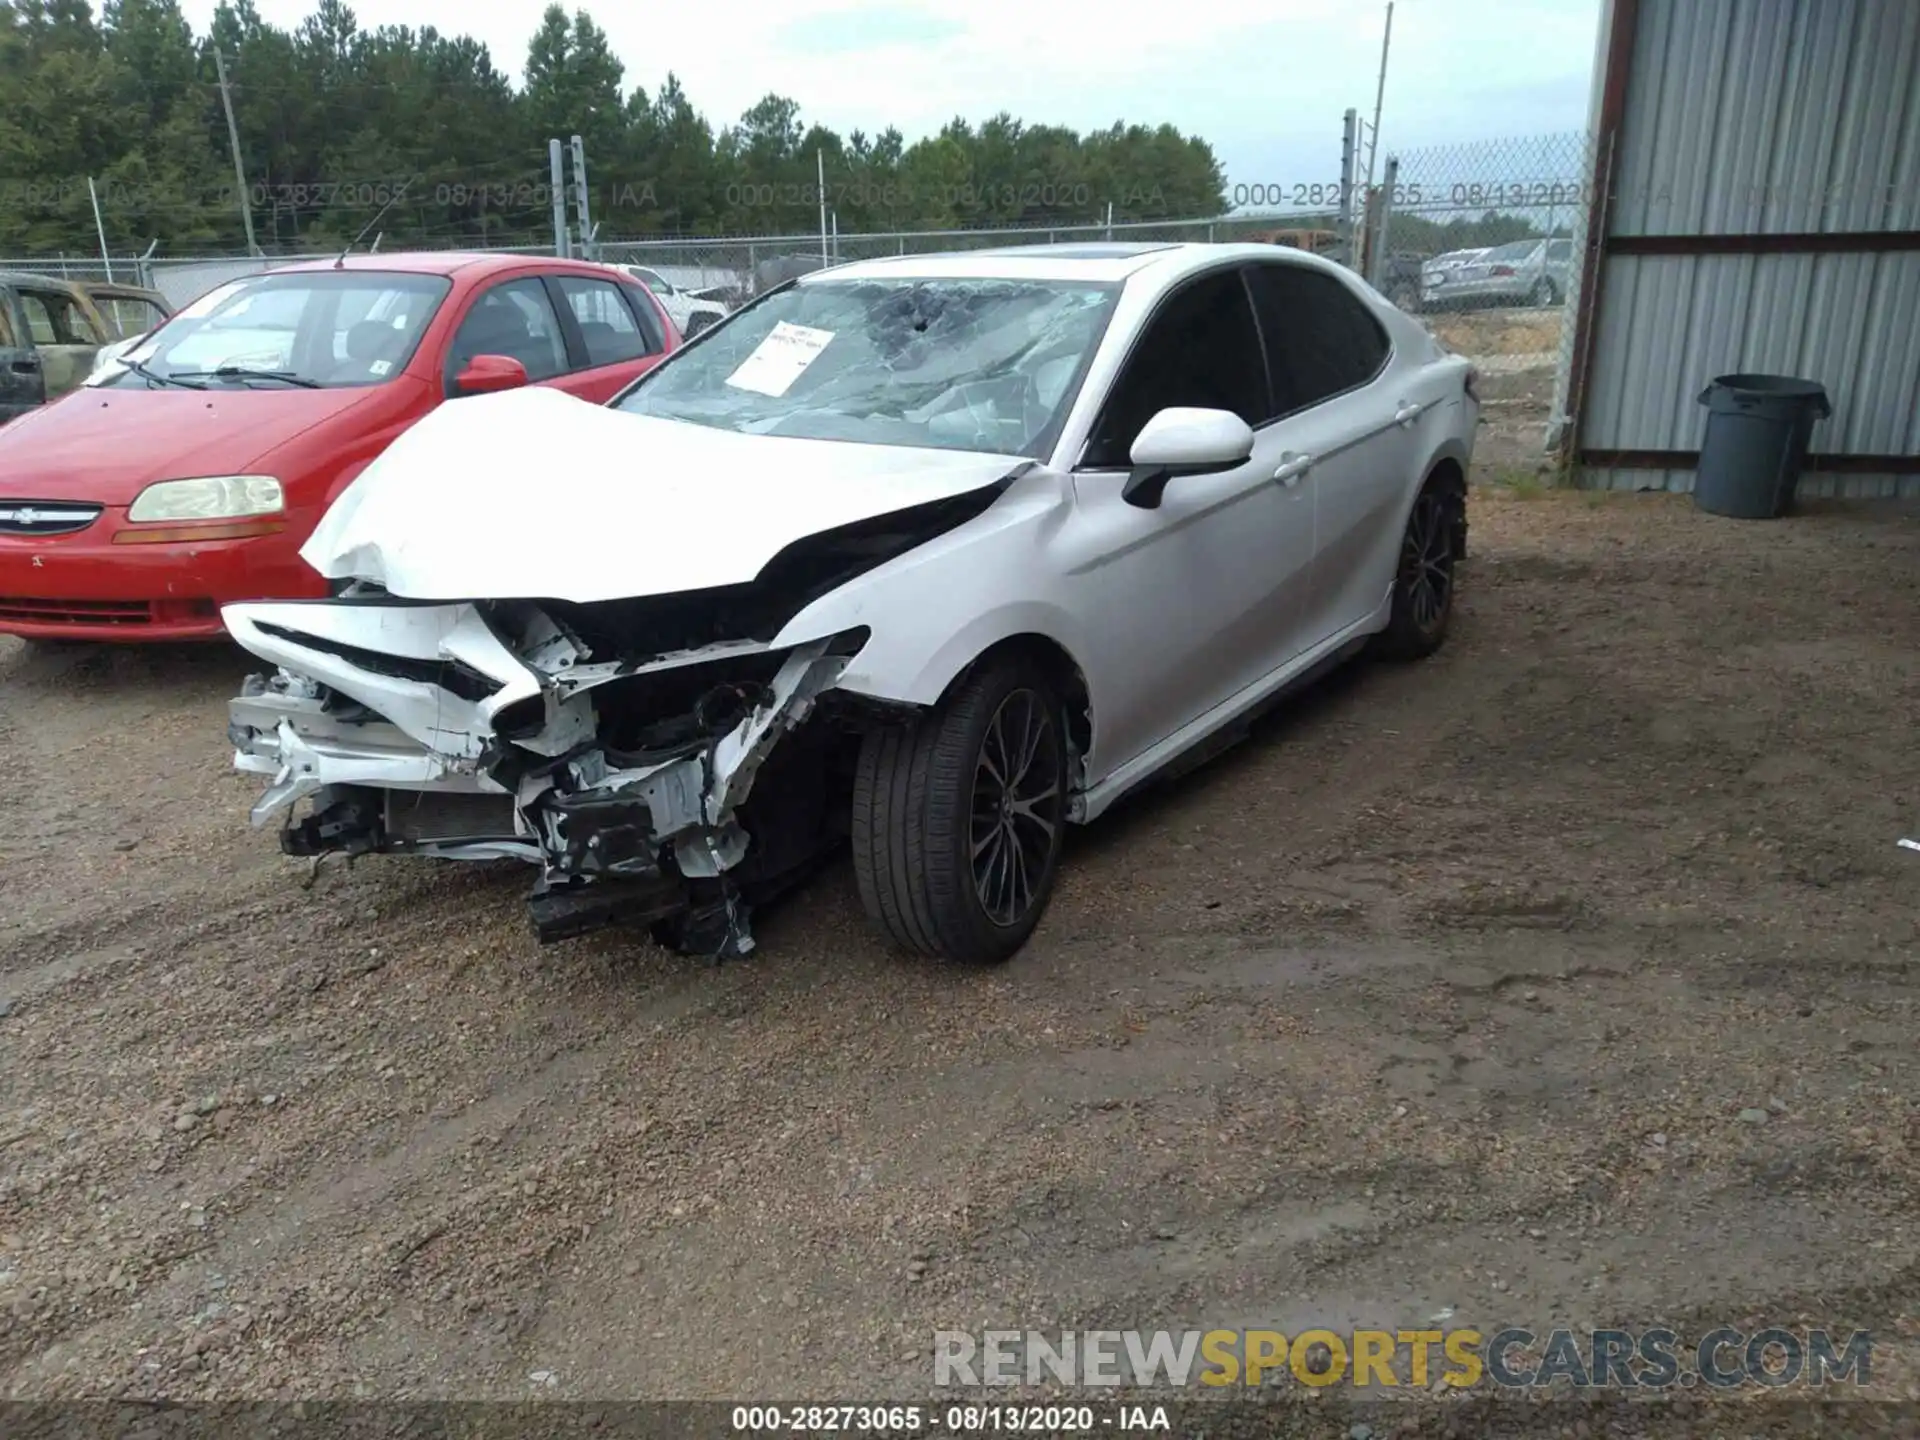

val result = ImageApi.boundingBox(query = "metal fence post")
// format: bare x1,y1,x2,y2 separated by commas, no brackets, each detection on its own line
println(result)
571,135,593,260
1340,108,1359,268
1367,155,1399,287
549,140,569,257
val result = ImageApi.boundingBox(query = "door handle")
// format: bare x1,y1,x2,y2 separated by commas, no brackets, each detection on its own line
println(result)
1394,400,1423,426
1272,453,1312,487
10,358,38,374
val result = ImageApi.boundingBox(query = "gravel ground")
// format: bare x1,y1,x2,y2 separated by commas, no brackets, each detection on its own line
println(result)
2,486,1918,1429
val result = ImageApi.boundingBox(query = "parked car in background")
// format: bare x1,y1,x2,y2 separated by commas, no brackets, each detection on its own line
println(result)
77,279,172,340
0,272,116,423
754,252,832,293
86,331,147,383
1422,237,1572,311
1377,251,1427,312
0,252,675,640
612,263,729,336
1418,247,1490,310
77,280,175,384
220,241,1477,965
1252,227,1342,254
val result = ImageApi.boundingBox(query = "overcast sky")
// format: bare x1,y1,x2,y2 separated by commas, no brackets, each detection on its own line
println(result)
179,0,1603,203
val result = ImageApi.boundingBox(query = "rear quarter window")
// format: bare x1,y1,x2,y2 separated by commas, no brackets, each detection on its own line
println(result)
1245,263,1391,417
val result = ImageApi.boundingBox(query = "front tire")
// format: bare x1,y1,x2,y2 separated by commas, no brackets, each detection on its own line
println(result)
1374,476,1464,661
852,655,1068,963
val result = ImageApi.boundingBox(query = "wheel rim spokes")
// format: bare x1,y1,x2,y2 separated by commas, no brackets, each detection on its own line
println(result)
1404,493,1453,631
970,688,1063,926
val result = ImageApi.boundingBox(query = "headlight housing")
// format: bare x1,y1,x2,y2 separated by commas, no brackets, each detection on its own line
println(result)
127,475,283,523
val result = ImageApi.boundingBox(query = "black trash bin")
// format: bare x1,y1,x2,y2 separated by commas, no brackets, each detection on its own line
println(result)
1693,374,1832,519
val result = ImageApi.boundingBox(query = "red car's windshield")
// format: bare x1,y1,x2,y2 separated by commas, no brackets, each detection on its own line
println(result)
102,271,452,391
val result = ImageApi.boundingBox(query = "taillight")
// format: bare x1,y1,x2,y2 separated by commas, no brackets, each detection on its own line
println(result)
1490,265,1516,277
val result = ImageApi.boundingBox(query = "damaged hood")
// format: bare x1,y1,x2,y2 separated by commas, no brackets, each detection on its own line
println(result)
299,385,1023,604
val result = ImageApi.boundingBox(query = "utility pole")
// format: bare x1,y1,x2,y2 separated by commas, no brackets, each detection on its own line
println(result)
213,44,260,256
1364,2,1395,198
549,139,569,257
87,177,114,280
570,135,593,260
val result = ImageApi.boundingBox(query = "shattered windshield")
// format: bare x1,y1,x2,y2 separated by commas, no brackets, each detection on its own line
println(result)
614,276,1119,457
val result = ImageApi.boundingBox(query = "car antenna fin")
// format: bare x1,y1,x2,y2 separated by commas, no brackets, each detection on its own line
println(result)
336,181,411,268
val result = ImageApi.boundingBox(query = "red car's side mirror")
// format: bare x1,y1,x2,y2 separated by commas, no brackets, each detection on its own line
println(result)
454,354,529,395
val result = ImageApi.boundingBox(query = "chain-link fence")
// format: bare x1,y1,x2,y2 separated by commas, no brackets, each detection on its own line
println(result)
0,129,1597,475
1364,130,1596,479
592,214,1314,302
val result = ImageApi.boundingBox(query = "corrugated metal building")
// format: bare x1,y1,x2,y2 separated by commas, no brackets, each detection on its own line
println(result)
1556,0,1920,496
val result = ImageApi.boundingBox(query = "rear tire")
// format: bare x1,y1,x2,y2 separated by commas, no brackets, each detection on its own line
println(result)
1374,475,1465,661
1527,277,1554,307
852,654,1068,964
685,312,717,337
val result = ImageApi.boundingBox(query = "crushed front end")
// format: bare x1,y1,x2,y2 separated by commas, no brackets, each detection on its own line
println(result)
225,593,870,957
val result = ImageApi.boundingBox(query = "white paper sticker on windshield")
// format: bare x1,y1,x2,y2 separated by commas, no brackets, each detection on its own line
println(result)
724,321,835,397
369,359,392,376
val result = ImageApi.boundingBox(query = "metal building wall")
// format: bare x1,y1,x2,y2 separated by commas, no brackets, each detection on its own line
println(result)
1565,0,1920,497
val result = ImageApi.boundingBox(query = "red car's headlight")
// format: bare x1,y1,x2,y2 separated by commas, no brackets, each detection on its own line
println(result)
126,475,283,524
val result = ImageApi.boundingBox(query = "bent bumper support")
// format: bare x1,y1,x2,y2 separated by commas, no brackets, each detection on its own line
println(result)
519,640,848,957
230,633,851,958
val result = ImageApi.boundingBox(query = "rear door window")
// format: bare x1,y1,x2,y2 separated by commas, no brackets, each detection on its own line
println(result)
1244,263,1390,418
20,290,105,346
554,275,658,366
99,296,169,337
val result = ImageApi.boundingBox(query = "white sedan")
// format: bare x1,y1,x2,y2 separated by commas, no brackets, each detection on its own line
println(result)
612,264,729,337
84,330,147,383
223,242,1477,962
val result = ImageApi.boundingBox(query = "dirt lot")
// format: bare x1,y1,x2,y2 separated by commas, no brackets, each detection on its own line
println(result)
1422,306,1568,481
1426,305,1565,374
3,487,1919,1424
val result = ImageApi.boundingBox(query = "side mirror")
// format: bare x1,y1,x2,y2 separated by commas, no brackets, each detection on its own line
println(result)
1122,406,1255,508
454,354,529,396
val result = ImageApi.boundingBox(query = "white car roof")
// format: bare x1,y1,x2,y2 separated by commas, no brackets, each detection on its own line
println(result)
803,242,1352,289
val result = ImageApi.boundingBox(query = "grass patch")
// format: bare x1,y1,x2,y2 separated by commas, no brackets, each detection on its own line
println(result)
1485,466,1550,499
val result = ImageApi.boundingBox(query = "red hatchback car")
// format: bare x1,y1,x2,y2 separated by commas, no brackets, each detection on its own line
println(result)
0,252,677,640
